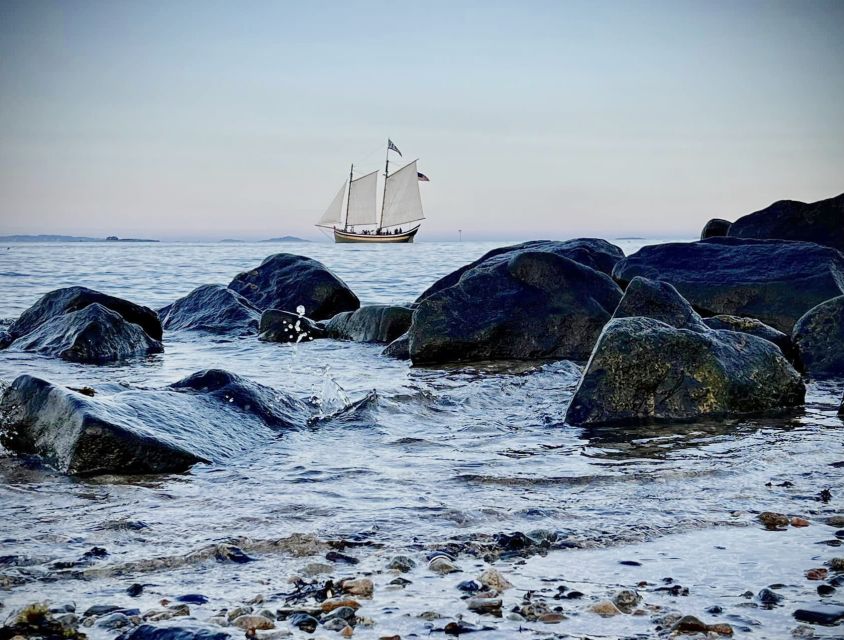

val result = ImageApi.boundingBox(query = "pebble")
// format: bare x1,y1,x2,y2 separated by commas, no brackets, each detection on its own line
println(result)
612,589,641,613
758,512,789,530
127,584,144,597
288,613,319,633
590,601,622,617
227,606,253,621
805,568,828,580
232,615,275,630
322,618,349,631
326,551,359,565
466,597,502,614
672,615,709,634
323,606,356,623
321,598,361,613
791,517,810,527
94,613,131,630
428,556,460,574
479,567,512,592
793,604,844,625
386,555,416,572
828,557,844,571
757,588,784,606
341,578,374,598
538,612,566,624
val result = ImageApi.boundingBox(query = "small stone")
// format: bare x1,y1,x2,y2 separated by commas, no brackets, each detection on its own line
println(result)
818,584,836,596
428,556,460,574
791,517,810,527
479,567,512,592
806,568,829,580
322,618,349,631
321,598,361,613
826,516,844,527
288,613,319,633
758,588,784,606
708,623,734,636
84,605,122,617
758,512,789,530
326,551,359,565
232,615,275,630
612,589,641,613
127,584,144,597
176,594,209,605
341,626,353,638
538,612,566,624
466,597,502,614
456,580,482,593
417,611,442,621
590,601,622,617
340,578,373,598
95,613,131,630
673,615,709,634
388,577,411,587
386,555,416,572
791,624,815,638
227,606,253,621
323,606,356,623
828,557,844,571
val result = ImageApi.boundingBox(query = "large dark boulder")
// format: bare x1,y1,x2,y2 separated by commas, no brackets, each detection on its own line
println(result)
612,277,708,331
228,253,359,320
792,295,844,376
703,315,796,363
160,284,260,335
324,305,412,343
416,238,624,304
259,309,325,343
565,277,805,426
409,250,622,364
700,218,732,239
612,237,844,333
0,369,310,475
8,303,163,363
727,193,844,251
7,286,162,341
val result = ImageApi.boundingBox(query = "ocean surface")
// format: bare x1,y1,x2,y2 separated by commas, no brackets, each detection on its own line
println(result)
0,239,842,639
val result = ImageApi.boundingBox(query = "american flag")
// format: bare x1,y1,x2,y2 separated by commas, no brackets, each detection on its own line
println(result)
417,172,430,182
387,139,402,157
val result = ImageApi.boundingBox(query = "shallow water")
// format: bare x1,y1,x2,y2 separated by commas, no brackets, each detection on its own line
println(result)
0,239,842,638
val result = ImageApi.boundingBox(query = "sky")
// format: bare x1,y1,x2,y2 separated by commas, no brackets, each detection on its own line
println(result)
0,0,842,242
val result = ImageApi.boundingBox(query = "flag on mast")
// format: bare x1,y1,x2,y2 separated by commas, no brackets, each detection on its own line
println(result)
417,172,430,182
387,139,402,157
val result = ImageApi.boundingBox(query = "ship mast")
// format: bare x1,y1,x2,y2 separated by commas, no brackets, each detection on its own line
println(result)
344,163,353,231
377,139,389,234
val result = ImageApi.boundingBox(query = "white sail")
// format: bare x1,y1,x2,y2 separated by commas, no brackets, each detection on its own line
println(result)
346,170,378,226
381,160,424,228
317,180,346,226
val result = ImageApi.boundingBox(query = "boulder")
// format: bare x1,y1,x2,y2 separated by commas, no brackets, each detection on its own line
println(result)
612,277,708,331
700,218,732,239
116,625,231,640
0,369,310,475
259,309,325,343
566,277,805,426
409,250,623,364
727,193,844,251
792,296,844,376
612,237,844,333
382,333,410,360
324,305,412,343
160,284,260,335
8,303,163,364
416,238,624,303
228,253,359,320
703,315,796,363
7,286,162,341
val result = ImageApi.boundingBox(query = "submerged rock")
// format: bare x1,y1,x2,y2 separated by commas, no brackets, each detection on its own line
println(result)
416,238,624,303
9,303,163,363
0,369,309,475
6,285,162,341
160,285,260,335
701,218,732,239
381,333,410,360
323,305,412,343
612,237,844,333
409,250,622,364
727,192,844,252
258,309,325,343
792,296,844,377
565,277,805,426
228,253,359,319
792,604,844,625
116,625,232,640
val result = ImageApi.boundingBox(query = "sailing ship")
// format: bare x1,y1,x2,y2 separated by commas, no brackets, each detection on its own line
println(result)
315,140,426,243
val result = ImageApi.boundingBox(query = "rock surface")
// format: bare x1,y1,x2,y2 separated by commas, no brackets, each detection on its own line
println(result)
228,253,359,320
566,277,805,426
410,251,622,364
792,296,844,376
117,625,232,640
703,315,796,363
0,369,309,475
612,237,844,332
416,238,624,303
258,309,325,343
7,286,162,341
323,305,412,343
9,303,163,363
700,218,732,239
381,333,410,360
727,192,844,251
160,285,260,335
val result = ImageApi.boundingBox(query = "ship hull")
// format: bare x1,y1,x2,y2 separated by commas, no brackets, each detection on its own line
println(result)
333,226,419,243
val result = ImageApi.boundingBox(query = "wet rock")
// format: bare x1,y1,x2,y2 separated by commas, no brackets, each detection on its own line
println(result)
339,578,373,598
758,588,784,606
386,555,416,572
590,600,622,617
228,253,359,319
611,276,708,331
381,334,410,360
701,218,732,239
287,613,319,633
225,607,252,622
84,605,123,617
231,615,274,630
703,315,796,363
792,296,844,377
0,369,309,475
2,603,86,640
828,558,844,572
827,516,844,527
324,305,412,344
612,237,844,333
818,584,836,596
175,595,208,605
793,604,844,625
672,615,709,634
442,620,487,635
791,517,810,527
6,286,162,342
478,568,512,592
116,625,231,640
325,551,358,565
428,556,460,574
806,568,828,581
321,618,349,632
258,310,324,343
9,303,163,363
95,613,132,630
565,279,804,426
142,605,190,622
416,238,625,303
708,623,735,636
160,285,260,335
410,250,622,364
456,580,482,593
466,597,502,615
727,192,844,252
319,599,360,613
759,512,790,531
612,589,641,613
322,606,356,624
388,577,411,588
538,612,566,624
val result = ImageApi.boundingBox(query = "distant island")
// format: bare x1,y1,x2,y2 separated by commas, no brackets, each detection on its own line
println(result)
219,236,309,243
0,234,159,243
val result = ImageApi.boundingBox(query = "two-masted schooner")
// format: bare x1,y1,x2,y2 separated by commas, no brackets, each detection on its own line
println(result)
315,139,426,243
